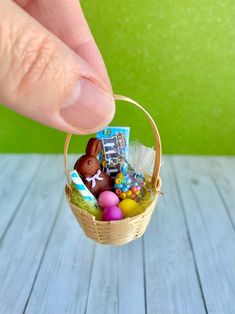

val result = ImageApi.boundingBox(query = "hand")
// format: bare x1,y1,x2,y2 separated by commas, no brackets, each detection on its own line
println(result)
0,0,115,134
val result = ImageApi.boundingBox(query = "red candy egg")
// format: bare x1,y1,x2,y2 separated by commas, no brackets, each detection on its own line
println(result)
116,189,122,195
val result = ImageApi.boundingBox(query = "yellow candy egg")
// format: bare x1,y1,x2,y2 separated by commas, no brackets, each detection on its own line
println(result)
115,178,122,184
120,192,127,199
118,199,140,218
126,190,132,197
117,172,124,179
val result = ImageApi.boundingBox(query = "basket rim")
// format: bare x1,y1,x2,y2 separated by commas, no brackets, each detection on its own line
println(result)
65,177,162,224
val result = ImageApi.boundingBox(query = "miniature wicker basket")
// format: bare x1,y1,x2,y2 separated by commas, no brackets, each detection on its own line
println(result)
64,95,162,246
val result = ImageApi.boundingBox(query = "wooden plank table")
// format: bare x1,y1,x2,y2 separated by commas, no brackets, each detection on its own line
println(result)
0,155,234,314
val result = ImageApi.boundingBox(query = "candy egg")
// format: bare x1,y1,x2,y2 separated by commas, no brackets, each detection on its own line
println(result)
122,186,129,193
126,190,132,197
98,191,120,209
116,184,123,189
118,199,140,218
102,206,123,221
115,189,122,195
120,192,127,199
131,187,137,193
117,173,124,179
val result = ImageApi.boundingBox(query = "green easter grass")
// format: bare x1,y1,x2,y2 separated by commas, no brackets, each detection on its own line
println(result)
69,177,155,220
69,183,102,220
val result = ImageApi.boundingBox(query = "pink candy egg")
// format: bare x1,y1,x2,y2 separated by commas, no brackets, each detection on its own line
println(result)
102,206,123,221
98,191,119,209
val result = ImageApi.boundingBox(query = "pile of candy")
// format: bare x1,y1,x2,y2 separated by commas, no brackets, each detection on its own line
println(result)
114,172,143,200
69,127,154,222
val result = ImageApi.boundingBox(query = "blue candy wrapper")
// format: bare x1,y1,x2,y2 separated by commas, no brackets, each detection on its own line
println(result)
97,126,130,177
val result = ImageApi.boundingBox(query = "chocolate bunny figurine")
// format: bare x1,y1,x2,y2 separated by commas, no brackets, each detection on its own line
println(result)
74,138,113,197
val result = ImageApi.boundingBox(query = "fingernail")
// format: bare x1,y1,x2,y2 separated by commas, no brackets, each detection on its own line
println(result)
60,78,115,132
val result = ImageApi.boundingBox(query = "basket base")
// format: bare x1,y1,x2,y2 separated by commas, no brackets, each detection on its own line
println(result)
66,182,161,246
81,216,152,246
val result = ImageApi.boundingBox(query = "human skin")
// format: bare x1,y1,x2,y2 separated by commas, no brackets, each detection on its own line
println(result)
0,0,115,134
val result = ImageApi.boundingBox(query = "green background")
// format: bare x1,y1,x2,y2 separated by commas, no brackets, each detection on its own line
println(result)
0,0,235,154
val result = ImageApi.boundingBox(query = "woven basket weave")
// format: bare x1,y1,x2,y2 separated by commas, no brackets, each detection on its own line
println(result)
64,95,162,246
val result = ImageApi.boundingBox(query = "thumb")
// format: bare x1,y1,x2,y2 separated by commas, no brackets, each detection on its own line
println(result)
0,1,115,134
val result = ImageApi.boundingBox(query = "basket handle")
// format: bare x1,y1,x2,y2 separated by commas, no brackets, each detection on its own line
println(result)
64,94,162,189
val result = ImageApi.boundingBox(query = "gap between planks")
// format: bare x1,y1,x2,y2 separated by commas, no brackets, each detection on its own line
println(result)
172,155,235,314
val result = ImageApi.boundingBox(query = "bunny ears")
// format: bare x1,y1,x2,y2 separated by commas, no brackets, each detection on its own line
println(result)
85,138,102,157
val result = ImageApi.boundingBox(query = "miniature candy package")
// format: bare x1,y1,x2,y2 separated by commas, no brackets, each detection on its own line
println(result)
97,126,130,178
